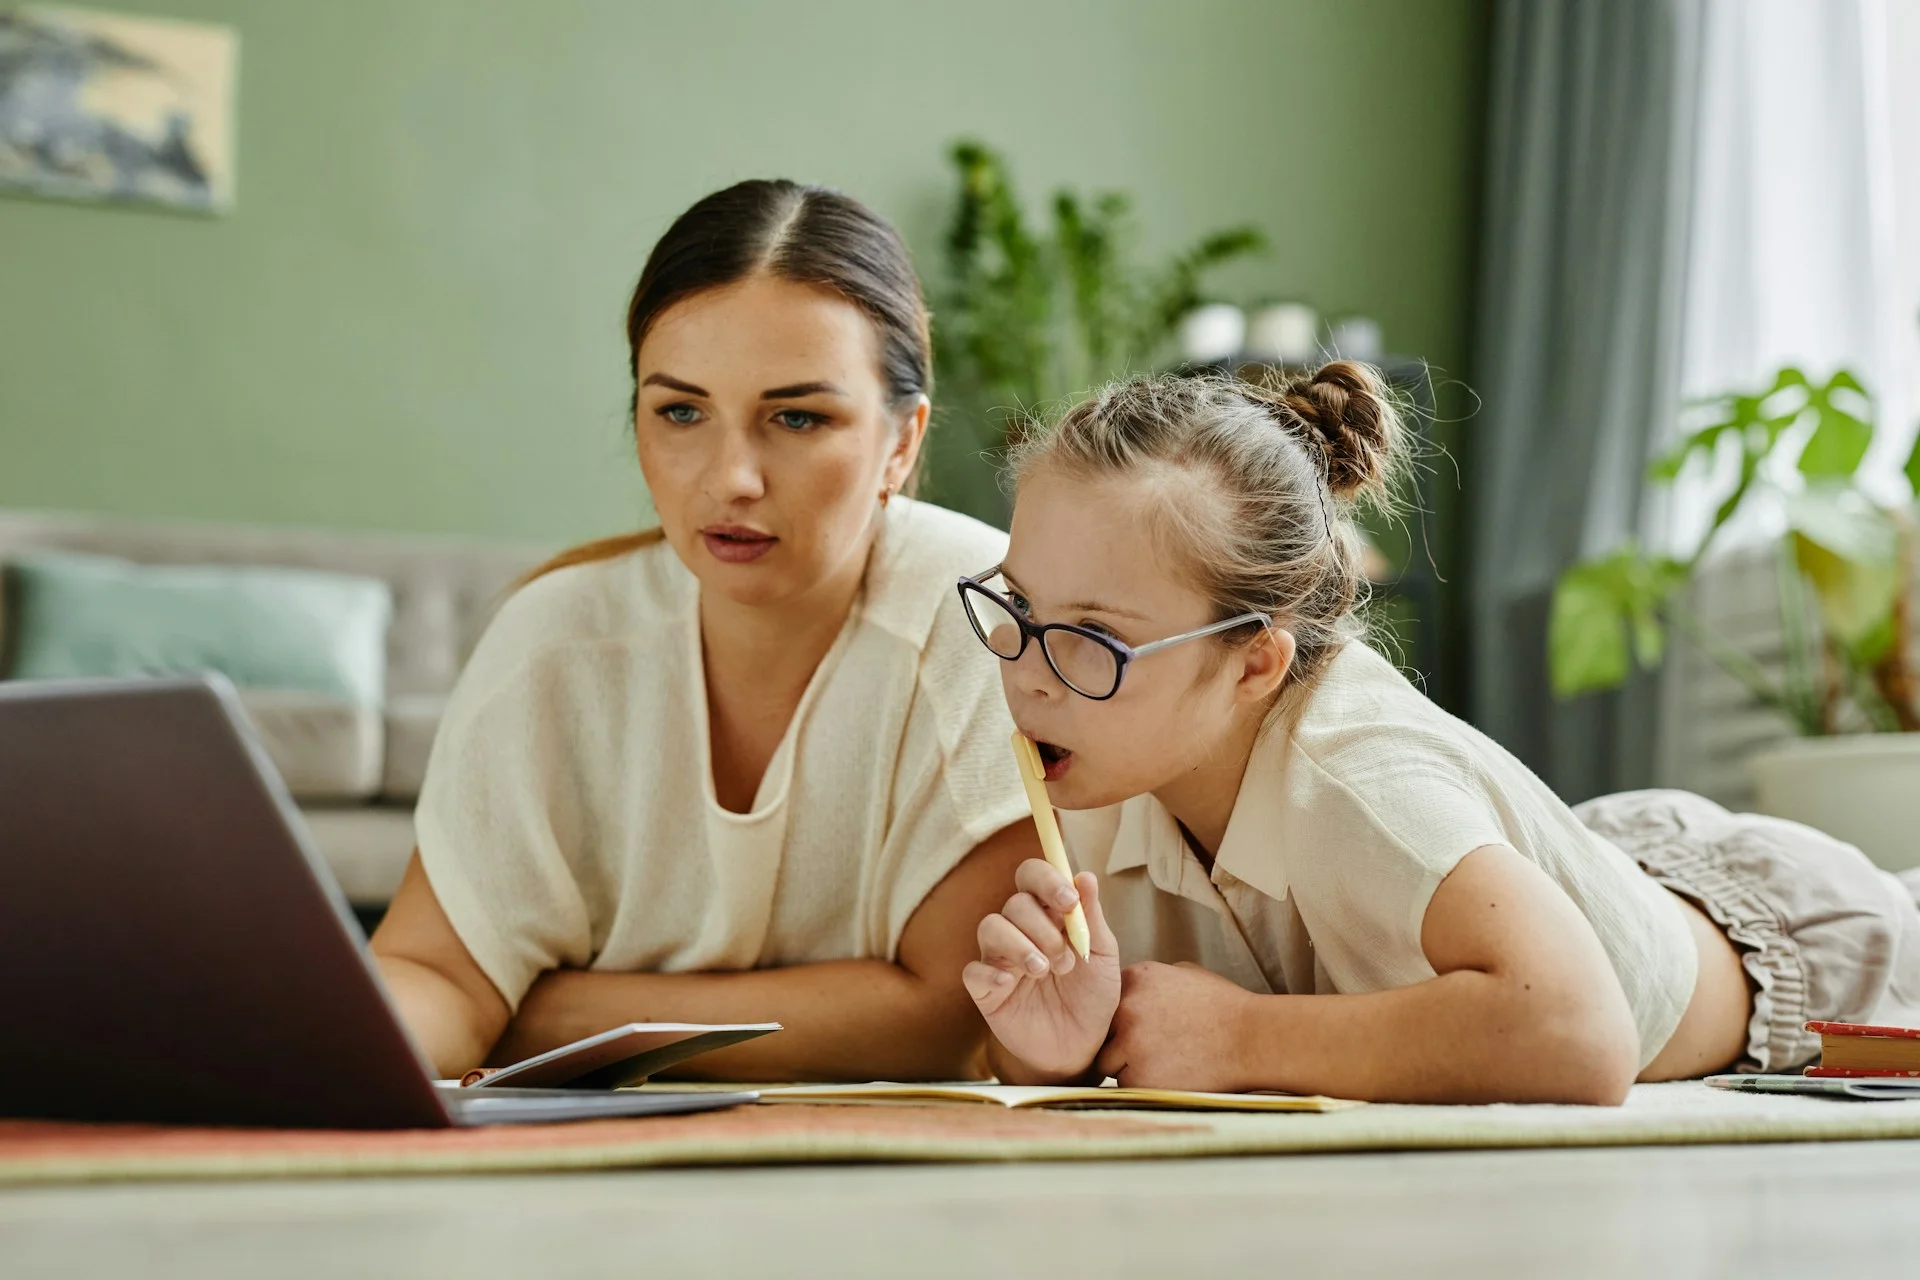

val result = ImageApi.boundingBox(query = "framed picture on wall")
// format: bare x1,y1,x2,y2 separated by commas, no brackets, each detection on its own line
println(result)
0,6,237,213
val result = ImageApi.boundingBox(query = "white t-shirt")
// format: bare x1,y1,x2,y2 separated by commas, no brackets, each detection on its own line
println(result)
415,498,1030,1011
1059,642,1698,1068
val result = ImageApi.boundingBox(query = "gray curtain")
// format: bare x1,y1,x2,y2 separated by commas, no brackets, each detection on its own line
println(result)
1469,0,1706,802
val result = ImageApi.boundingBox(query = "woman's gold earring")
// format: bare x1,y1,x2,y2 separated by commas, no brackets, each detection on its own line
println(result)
879,486,894,508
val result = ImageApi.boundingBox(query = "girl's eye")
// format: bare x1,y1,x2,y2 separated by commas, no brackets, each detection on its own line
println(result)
660,404,701,426
1008,591,1032,617
774,409,825,431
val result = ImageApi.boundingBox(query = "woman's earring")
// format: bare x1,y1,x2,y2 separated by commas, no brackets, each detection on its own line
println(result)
879,486,894,508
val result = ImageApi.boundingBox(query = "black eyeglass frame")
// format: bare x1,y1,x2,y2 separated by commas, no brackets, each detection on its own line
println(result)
956,566,1273,701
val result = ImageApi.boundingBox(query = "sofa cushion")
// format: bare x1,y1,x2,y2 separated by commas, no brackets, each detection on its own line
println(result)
3,550,393,704
0,509,549,705
238,690,385,802
381,693,446,802
300,805,417,905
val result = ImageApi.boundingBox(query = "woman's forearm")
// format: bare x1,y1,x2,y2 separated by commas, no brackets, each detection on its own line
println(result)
1234,971,1639,1105
492,960,987,1082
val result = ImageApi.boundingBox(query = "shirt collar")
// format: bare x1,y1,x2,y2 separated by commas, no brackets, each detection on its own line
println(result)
1103,795,1232,913
1098,708,1296,904
1211,720,1293,904
1096,795,1148,873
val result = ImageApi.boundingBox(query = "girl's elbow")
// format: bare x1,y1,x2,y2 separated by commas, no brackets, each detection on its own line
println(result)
1542,1007,1640,1106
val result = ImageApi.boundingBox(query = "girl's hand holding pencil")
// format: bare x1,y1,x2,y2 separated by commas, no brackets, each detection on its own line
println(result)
963,733,1123,1079
964,861,1123,1080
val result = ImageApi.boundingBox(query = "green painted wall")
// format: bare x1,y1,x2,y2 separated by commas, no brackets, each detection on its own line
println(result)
0,0,1487,542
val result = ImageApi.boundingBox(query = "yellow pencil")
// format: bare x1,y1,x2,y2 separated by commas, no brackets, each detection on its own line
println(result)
1011,731,1091,960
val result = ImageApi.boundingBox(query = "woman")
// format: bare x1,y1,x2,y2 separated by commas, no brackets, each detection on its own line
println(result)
372,180,1039,1081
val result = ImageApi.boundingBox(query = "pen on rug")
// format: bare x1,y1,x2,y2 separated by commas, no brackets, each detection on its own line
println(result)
1011,730,1091,960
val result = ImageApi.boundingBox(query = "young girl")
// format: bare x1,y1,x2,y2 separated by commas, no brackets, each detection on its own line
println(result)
959,364,1920,1104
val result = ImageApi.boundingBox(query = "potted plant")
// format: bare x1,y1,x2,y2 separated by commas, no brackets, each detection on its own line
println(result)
926,140,1267,524
1550,367,1920,869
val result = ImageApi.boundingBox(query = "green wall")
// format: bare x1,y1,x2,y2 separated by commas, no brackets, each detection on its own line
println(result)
0,0,1487,542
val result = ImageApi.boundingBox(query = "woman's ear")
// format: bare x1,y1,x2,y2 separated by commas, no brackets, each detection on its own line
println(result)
883,395,931,493
1235,625,1295,704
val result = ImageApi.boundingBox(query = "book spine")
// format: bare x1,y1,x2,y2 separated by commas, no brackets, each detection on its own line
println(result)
1804,1020,1920,1040
1804,1067,1920,1078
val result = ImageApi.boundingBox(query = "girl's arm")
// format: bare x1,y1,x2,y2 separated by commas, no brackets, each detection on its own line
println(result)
489,820,1040,1082
1099,845,1644,1105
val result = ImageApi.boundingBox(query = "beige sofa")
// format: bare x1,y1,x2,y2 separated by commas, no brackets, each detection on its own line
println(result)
0,509,549,906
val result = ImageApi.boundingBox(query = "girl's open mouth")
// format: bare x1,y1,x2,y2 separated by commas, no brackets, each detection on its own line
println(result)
701,526,778,564
1036,739,1073,782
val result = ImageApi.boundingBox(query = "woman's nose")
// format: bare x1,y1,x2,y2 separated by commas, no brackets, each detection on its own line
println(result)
703,425,767,504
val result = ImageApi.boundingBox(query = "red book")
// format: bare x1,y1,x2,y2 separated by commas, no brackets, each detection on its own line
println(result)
1805,1067,1920,1078
1805,1021,1920,1039
1806,1020,1920,1075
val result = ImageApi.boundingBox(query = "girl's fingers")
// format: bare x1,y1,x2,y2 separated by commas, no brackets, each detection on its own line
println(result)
962,960,1017,1005
1075,872,1121,958
977,912,1052,978
1014,857,1077,912
1002,893,1074,973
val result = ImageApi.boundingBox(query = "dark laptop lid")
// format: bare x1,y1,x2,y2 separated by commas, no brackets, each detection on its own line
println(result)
0,676,452,1128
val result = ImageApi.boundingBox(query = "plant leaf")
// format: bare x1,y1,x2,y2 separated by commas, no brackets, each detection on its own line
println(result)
1548,549,1683,698
1792,533,1898,646
1847,610,1899,669
1550,567,1631,698
1781,485,1896,562
1797,368,1875,479
1798,404,1874,478
1782,485,1898,647
1649,416,1734,481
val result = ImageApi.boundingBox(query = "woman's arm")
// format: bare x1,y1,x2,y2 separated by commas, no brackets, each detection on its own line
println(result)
490,820,1041,1082
1098,845,1643,1104
369,854,512,1078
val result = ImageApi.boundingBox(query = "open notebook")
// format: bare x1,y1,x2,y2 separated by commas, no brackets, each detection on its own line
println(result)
640,1082,1362,1113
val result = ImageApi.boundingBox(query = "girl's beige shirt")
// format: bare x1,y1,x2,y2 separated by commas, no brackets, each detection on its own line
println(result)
415,498,1029,1011
1059,642,1698,1069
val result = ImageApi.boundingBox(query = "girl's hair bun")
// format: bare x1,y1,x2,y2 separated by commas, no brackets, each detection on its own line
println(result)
1249,360,1401,502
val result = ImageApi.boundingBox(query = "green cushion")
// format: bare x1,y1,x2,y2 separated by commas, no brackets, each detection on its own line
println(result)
3,550,393,706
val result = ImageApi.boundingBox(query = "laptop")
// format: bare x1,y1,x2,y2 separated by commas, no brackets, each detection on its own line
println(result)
0,674,759,1129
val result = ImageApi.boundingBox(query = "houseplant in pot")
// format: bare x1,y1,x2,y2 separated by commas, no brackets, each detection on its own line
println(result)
1549,366,1920,871
926,139,1266,525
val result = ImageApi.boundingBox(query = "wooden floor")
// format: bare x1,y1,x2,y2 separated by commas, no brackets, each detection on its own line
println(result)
5,1139,1920,1278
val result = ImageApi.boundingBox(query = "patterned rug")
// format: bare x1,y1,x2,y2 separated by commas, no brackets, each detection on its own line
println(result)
6,1083,1920,1187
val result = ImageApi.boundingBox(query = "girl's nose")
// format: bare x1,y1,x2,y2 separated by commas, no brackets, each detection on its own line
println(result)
1009,640,1063,700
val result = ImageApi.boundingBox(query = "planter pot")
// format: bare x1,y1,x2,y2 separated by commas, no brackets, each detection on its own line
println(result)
1750,734,1920,873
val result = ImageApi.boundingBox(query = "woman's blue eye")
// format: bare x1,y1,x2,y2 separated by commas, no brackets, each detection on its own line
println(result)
1008,591,1032,616
661,404,700,425
775,409,823,431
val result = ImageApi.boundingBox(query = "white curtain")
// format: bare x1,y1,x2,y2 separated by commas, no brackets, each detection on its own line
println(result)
1661,0,1908,555
1891,2,1920,462
1653,0,1915,798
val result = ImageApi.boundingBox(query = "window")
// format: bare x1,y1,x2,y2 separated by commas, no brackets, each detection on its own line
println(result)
1660,0,1915,557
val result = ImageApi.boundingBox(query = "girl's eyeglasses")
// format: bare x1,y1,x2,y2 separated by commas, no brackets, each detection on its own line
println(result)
957,567,1272,701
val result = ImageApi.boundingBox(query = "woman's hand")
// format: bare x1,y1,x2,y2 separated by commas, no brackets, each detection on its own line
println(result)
1095,962,1258,1091
963,862,1121,1080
